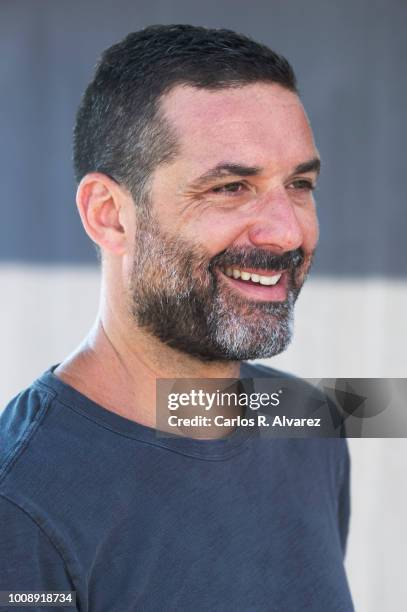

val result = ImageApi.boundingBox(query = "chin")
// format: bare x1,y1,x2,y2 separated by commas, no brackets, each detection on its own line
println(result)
208,316,294,362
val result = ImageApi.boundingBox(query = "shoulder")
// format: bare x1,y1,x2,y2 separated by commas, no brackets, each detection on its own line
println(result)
0,380,85,597
0,383,55,480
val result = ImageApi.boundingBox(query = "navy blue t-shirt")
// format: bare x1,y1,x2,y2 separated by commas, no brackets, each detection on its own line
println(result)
0,364,354,611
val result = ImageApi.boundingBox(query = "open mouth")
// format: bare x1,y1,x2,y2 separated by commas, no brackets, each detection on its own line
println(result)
217,266,288,302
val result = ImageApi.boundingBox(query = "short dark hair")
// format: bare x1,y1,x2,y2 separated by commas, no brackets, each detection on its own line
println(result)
73,24,298,206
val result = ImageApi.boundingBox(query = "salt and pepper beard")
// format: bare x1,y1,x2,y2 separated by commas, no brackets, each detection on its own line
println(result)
128,212,312,362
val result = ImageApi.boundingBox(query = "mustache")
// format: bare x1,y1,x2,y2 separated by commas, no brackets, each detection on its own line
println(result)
209,247,304,272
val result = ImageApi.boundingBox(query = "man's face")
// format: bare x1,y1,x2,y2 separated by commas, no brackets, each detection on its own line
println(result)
127,83,320,361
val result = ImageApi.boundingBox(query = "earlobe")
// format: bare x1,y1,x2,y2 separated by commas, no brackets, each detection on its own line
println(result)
76,173,128,256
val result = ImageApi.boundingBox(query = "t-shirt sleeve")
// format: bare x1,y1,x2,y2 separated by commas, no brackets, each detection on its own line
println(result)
337,443,351,557
0,495,77,611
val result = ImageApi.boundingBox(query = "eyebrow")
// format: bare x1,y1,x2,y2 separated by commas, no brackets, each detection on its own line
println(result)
188,163,262,190
292,157,321,176
188,157,321,190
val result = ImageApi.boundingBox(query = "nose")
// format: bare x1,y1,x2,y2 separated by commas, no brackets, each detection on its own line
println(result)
246,188,304,253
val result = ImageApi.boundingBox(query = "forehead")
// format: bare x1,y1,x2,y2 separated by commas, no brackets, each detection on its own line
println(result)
160,83,317,169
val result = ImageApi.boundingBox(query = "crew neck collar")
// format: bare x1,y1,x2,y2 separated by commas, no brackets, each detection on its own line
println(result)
34,365,260,461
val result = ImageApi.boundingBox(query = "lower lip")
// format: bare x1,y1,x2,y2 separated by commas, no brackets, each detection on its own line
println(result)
217,270,288,302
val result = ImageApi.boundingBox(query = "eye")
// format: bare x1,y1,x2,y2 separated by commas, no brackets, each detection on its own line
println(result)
287,179,316,191
211,181,247,195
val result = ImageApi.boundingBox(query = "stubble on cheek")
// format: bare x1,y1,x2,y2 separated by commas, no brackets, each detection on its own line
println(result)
129,220,214,312
126,208,314,360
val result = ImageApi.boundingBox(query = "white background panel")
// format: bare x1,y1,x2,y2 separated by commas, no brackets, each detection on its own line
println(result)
1,264,406,612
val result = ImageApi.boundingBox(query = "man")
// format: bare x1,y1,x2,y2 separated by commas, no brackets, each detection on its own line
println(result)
0,25,353,611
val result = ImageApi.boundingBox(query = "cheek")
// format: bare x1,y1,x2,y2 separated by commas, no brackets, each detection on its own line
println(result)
180,209,248,255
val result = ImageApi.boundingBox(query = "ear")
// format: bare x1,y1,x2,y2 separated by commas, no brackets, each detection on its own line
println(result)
76,173,132,256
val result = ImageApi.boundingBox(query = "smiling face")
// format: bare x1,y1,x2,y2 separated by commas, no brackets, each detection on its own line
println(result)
127,82,320,361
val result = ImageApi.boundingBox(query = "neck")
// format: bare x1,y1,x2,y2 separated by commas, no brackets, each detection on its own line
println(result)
54,301,241,433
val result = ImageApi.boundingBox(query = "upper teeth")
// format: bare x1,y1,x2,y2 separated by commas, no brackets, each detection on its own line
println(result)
223,268,282,286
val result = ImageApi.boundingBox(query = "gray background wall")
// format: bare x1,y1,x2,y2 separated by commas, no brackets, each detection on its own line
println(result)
1,0,406,275
1,1,406,611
